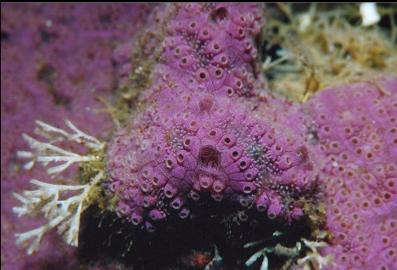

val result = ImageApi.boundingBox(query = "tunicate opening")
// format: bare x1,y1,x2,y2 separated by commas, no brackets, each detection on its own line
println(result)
268,212,276,219
183,138,191,148
235,79,242,88
145,222,156,233
239,160,247,169
338,233,346,241
190,191,200,201
141,182,150,192
387,179,394,188
199,72,207,80
238,212,248,221
213,182,224,192
199,145,220,167
142,169,150,178
212,193,223,201
215,68,223,78
383,192,391,200
152,176,159,185
243,185,252,194
209,130,217,136
179,208,190,219
232,150,239,158
171,200,181,209
131,215,141,225
164,184,177,198
362,201,370,208
210,7,228,22
165,159,173,169
143,198,150,207
177,153,184,163
240,198,249,207
200,179,211,188
257,205,266,212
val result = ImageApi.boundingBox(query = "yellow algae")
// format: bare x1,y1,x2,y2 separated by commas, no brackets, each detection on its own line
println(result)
262,3,397,102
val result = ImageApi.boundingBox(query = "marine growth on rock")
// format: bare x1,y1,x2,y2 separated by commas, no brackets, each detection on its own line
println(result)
6,3,396,270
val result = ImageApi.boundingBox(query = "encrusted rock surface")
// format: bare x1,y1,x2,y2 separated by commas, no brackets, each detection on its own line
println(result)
1,3,151,269
2,3,396,270
303,78,397,270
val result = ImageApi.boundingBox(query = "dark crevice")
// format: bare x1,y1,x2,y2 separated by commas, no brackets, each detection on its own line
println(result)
37,64,72,107
40,29,59,43
79,199,314,269
210,7,228,23
1,30,10,43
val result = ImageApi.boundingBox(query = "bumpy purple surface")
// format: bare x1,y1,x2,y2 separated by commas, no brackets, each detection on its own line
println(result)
106,4,397,269
2,3,397,270
303,78,397,270
1,3,151,269
106,3,320,232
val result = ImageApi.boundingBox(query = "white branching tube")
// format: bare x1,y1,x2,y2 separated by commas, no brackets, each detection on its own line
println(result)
17,120,105,175
13,172,104,255
297,238,333,270
13,120,106,255
15,215,66,255
245,248,270,270
36,120,104,150
244,233,331,270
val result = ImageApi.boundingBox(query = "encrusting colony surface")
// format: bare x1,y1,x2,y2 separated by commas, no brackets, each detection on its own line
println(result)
304,80,397,270
107,4,397,269
106,3,320,231
6,3,397,270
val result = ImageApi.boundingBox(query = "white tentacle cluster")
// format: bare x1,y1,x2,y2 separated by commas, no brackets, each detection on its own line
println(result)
17,120,104,174
297,238,333,270
244,231,332,270
13,120,106,255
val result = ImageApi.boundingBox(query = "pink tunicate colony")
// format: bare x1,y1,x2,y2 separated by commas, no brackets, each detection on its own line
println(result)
3,3,397,269
106,3,319,232
303,78,397,270
107,92,319,231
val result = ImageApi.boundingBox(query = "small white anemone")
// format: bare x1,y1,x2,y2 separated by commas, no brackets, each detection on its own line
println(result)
13,120,106,255
244,231,332,270
297,238,333,270
360,3,380,27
